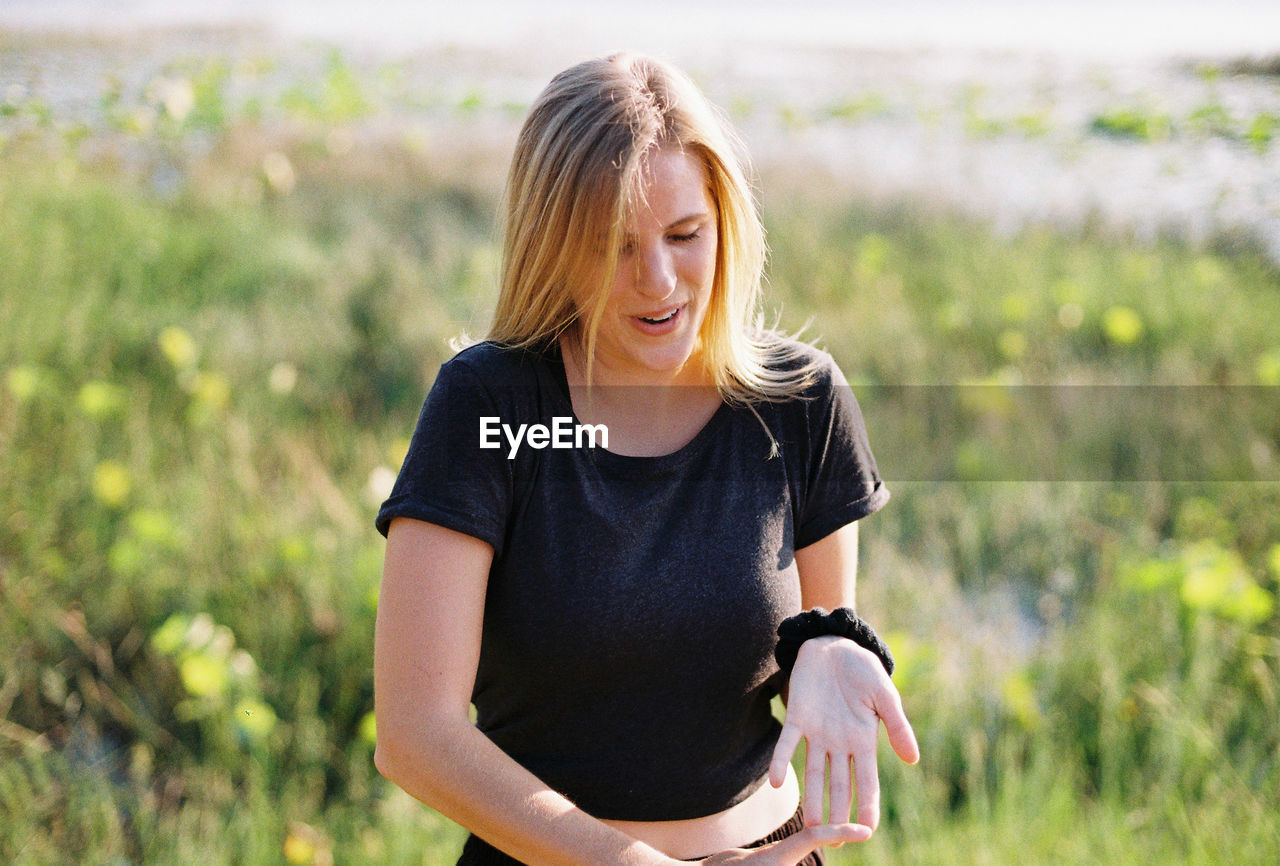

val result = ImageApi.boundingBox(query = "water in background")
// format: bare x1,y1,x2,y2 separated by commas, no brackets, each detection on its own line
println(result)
4,0,1279,262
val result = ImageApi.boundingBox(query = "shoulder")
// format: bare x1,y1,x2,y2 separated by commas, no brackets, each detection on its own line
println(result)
747,333,870,451
444,340,552,382
751,331,843,400
765,334,835,372
432,340,558,403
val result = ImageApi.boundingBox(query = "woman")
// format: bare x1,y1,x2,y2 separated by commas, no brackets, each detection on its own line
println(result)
373,53,919,865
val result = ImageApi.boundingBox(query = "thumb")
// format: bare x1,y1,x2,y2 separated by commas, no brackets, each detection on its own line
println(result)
769,723,803,787
877,687,920,766
750,822,872,864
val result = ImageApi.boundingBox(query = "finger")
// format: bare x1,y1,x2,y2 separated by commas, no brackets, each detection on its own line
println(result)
827,753,853,825
751,822,872,864
877,685,921,765
770,724,803,787
852,745,881,830
803,748,826,827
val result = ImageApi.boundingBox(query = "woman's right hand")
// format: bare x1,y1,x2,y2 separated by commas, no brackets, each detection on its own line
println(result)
696,822,871,865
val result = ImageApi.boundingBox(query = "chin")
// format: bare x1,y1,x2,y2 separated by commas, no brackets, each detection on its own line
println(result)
637,342,699,373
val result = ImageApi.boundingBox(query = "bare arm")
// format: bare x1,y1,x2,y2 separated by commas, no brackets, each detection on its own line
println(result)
794,521,858,611
373,517,679,866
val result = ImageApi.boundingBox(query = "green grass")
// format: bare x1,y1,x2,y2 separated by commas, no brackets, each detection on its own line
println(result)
2,45,1279,865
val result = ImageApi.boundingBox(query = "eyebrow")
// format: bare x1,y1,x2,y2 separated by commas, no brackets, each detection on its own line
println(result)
663,211,711,231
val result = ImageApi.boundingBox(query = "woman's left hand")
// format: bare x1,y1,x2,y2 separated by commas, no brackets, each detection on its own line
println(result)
768,634,919,831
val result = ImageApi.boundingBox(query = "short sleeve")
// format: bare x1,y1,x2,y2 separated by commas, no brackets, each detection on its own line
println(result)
375,355,513,553
794,354,890,549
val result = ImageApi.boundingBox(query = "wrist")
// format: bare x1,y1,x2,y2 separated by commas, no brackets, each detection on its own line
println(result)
775,606,895,678
796,633,853,656
797,633,879,666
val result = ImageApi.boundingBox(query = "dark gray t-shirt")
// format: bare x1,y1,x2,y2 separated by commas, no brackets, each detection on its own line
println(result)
376,339,888,821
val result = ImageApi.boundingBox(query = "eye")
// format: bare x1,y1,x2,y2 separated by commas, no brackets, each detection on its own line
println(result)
670,230,701,243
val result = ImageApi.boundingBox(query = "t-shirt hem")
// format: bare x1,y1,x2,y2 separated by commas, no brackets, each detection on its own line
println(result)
375,498,503,554
573,769,773,823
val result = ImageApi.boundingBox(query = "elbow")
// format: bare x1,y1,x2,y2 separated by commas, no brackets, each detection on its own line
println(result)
372,711,469,798
374,731,438,806
373,727,426,791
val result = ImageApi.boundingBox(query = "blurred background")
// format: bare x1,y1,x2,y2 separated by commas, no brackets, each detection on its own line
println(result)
2,2,1279,863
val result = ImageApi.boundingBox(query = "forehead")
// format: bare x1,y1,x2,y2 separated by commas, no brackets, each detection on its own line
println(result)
625,147,713,225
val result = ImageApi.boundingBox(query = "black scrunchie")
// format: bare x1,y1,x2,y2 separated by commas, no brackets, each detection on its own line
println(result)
775,606,895,677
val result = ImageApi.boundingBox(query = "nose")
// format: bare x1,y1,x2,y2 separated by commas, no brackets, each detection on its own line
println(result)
631,242,677,300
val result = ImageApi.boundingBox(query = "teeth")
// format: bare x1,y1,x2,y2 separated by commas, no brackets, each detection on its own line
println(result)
640,308,679,324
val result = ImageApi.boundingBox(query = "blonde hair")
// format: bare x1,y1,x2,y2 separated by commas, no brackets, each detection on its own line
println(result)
488,52,817,403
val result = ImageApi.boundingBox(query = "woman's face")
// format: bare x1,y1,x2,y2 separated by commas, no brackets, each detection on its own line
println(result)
584,147,718,386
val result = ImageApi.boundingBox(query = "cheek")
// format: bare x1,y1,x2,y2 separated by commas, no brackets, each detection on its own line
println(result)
574,266,619,317
692,239,718,289
604,272,631,311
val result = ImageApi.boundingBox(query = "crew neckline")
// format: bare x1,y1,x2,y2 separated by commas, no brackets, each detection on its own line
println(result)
545,341,730,472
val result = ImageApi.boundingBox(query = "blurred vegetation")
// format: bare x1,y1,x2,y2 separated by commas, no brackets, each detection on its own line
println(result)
2,37,1279,866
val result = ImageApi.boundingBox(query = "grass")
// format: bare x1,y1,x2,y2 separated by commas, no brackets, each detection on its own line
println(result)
2,36,1279,866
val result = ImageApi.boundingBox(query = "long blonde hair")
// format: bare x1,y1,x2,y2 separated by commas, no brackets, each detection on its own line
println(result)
488,52,817,403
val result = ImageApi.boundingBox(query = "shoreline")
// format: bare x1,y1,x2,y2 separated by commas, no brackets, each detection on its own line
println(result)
3,23,1279,264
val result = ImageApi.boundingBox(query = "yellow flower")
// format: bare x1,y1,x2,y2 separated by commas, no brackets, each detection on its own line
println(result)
282,831,315,865
283,822,330,866
92,461,132,507
159,327,198,369
1000,292,1030,323
387,437,411,468
234,698,277,739
77,381,126,418
1001,670,1043,732
1103,306,1144,345
1180,541,1274,625
1256,350,1280,386
997,329,1027,360
359,710,377,747
193,371,230,409
186,372,231,426
5,365,40,400
179,652,229,698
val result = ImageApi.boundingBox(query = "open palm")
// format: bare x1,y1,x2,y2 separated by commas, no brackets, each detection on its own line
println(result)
768,635,919,831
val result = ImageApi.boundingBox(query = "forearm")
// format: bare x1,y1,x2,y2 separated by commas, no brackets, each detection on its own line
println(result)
375,715,680,866
375,521,680,864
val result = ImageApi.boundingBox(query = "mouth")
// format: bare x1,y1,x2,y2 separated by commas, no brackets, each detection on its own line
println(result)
636,306,682,325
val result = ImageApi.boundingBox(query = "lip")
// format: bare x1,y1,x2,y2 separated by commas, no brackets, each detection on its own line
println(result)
631,303,686,335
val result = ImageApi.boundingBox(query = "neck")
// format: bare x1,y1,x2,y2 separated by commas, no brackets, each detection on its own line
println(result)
557,335,710,391
557,339,724,458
